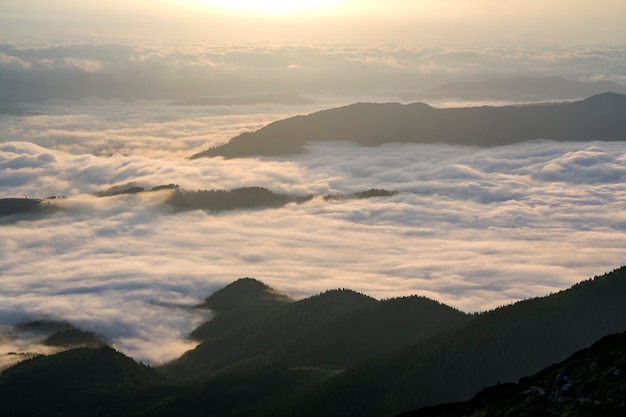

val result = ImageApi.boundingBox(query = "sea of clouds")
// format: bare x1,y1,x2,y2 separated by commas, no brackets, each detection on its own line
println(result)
1,40,625,366
1,98,625,366
2,41,626,105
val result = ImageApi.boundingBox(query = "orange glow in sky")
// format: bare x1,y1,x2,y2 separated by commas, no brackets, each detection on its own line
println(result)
1,0,625,44
198,0,342,15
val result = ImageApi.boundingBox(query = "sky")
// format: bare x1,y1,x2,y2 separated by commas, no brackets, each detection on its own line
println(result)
1,0,625,366
1,0,626,44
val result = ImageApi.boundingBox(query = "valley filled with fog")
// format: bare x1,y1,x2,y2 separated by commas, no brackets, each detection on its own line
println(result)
1,96,625,365
2,2,626,415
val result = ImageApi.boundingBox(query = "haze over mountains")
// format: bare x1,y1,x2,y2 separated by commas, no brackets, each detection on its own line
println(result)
1,36,625,107
410,76,626,102
194,92,626,158
1,65,625,417
2,102,625,363
2,1,626,415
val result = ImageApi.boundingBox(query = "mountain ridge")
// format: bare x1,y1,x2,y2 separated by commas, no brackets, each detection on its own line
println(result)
410,76,626,101
1,266,625,417
192,92,626,158
282,266,626,417
398,331,626,417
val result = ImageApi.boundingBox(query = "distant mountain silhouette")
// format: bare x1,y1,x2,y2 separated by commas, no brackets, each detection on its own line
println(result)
43,328,103,348
171,93,314,106
12,319,104,349
192,93,626,158
324,188,398,201
410,76,626,101
165,186,395,212
1,186,396,222
399,331,626,417
95,183,146,197
0,197,58,219
93,183,309,212
14,319,75,334
166,186,313,212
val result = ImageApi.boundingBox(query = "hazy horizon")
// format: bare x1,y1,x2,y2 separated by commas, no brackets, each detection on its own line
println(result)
2,0,626,44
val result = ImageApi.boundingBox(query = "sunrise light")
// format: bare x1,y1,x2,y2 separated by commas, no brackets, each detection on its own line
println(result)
196,0,342,15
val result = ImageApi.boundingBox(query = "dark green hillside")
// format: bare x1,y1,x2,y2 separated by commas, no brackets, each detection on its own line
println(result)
12,320,103,349
149,355,339,417
282,266,626,417
190,277,294,343
160,278,294,380
0,346,171,417
161,287,377,382
280,295,469,368
95,183,145,197
162,281,469,387
400,331,626,417
43,328,104,348
166,186,313,212
0,197,58,219
91,184,398,214
192,93,626,158
2,268,625,417
196,277,293,313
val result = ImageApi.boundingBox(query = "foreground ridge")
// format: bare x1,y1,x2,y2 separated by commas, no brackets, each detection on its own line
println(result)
0,267,624,417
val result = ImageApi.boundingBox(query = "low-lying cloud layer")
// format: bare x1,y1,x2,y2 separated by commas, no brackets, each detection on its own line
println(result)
1,99,625,365
2,41,626,105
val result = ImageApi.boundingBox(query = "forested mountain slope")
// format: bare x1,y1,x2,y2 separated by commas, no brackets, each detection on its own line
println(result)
399,331,626,417
281,267,626,417
161,279,469,382
1,267,624,417
192,93,626,158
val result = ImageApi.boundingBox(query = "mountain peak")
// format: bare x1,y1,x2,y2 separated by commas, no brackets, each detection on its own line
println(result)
582,91,626,105
199,278,293,312
192,93,626,159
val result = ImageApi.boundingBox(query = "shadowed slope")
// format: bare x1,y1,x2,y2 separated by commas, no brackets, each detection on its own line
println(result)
414,76,626,101
161,288,376,382
1,268,626,417
282,266,626,417
159,278,294,381
196,277,294,313
166,186,313,212
0,198,59,220
0,346,169,417
280,295,469,369
399,331,626,417
192,93,626,158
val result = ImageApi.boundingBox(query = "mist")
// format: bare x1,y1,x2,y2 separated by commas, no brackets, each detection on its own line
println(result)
1,97,625,364
1,0,626,368
2,42,626,107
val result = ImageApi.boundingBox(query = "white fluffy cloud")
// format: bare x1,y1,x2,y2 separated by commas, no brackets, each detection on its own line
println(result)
1,97,625,365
